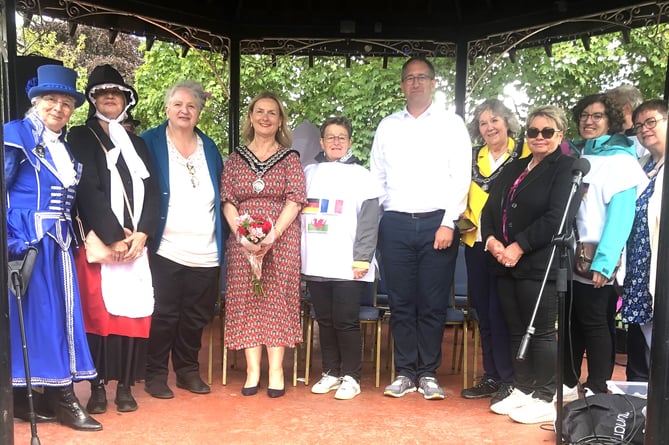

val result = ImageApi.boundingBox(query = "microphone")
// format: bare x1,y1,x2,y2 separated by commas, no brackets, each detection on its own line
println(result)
571,157,591,186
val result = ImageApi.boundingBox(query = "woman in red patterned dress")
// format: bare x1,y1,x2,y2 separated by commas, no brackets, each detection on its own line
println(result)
221,92,306,398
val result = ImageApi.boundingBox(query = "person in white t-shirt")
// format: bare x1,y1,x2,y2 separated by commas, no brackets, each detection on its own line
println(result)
301,116,383,400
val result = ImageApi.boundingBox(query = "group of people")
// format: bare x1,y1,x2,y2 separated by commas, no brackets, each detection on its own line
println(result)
460,86,666,425
5,56,667,433
6,64,226,432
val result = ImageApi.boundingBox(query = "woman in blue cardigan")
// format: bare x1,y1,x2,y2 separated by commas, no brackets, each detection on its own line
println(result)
140,80,224,399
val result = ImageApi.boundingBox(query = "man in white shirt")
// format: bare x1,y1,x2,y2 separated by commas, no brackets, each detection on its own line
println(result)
370,57,472,399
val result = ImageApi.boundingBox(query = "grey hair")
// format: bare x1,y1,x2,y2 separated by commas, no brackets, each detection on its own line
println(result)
467,98,521,144
606,85,643,110
164,80,207,111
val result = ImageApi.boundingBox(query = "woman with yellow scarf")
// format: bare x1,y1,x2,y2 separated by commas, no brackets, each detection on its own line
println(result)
459,99,530,408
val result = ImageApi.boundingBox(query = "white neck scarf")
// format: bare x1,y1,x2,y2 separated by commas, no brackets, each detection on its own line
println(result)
95,111,150,229
43,128,77,188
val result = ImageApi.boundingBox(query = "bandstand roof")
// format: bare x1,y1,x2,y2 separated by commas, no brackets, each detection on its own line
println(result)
17,0,669,59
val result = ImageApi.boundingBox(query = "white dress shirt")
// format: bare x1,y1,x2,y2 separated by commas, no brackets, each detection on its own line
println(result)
369,102,472,228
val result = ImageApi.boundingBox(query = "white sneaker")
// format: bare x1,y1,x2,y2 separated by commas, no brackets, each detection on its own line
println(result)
561,384,579,403
311,373,341,394
334,375,361,400
584,387,595,397
508,396,556,424
490,388,532,415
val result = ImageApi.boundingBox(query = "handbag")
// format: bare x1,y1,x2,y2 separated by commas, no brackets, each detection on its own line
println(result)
75,216,114,264
76,128,135,264
574,241,597,279
574,241,622,281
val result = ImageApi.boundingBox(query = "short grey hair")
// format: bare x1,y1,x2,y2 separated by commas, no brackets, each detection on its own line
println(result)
164,80,207,111
606,85,643,110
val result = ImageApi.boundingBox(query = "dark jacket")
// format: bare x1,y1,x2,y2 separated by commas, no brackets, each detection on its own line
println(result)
68,119,160,245
481,148,577,280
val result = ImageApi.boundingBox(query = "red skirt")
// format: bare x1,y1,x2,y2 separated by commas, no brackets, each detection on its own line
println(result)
73,247,151,338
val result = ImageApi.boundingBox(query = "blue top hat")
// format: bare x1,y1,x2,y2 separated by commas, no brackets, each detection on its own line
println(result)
26,64,86,108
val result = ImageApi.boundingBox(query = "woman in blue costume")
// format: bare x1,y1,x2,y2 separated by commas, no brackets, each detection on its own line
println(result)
5,64,102,431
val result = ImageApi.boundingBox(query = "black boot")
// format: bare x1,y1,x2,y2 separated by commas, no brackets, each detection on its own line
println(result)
13,387,57,423
46,384,103,431
115,383,138,412
86,382,107,414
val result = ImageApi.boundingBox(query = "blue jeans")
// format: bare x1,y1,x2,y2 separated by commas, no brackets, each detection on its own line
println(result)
379,211,458,381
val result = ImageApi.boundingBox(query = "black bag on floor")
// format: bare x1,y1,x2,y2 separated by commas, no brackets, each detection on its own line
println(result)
562,393,646,444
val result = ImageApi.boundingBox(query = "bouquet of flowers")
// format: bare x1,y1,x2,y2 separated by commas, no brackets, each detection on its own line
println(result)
235,214,275,296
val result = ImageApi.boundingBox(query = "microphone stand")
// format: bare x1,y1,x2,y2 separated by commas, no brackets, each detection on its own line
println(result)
515,178,581,445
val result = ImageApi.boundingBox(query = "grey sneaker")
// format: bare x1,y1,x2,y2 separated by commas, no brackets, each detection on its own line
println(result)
384,375,417,398
418,376,445,400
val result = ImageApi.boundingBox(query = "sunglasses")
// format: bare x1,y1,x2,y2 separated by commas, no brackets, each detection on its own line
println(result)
526,127,561,139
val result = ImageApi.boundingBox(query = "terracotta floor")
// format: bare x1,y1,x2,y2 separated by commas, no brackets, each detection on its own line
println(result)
11,319,627,445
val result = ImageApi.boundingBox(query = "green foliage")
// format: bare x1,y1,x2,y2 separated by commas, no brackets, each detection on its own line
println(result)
17,18,144,127
466,24,669,139
15,17,669,158
133,40,229,149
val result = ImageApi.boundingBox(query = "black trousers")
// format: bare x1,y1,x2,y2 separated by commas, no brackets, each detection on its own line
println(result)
497,276,557,402
563,281,618,393
625,323,649,381
146,254,219,382
307,280,363,381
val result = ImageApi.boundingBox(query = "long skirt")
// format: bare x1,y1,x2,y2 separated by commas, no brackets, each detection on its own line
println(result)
9,239,96,387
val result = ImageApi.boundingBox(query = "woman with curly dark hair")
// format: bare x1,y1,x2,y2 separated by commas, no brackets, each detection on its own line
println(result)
562,93,648,401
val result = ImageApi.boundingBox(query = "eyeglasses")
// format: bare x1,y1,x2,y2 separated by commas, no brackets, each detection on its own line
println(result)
42,95,75,112
186,161,199,188
633,116,668,133
526,127,561,139
579,112,606,122
323,135,349,144
402,74,434,84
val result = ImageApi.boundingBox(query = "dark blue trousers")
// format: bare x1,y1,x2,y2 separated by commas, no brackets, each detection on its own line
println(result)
465,243,513,384
379,211,458,381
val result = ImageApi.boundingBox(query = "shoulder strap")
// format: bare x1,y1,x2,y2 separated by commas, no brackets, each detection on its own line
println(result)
88,127,136,228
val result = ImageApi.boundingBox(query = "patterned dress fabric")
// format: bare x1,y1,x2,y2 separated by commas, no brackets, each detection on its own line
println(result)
622,160,657,324
221,146,306,349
